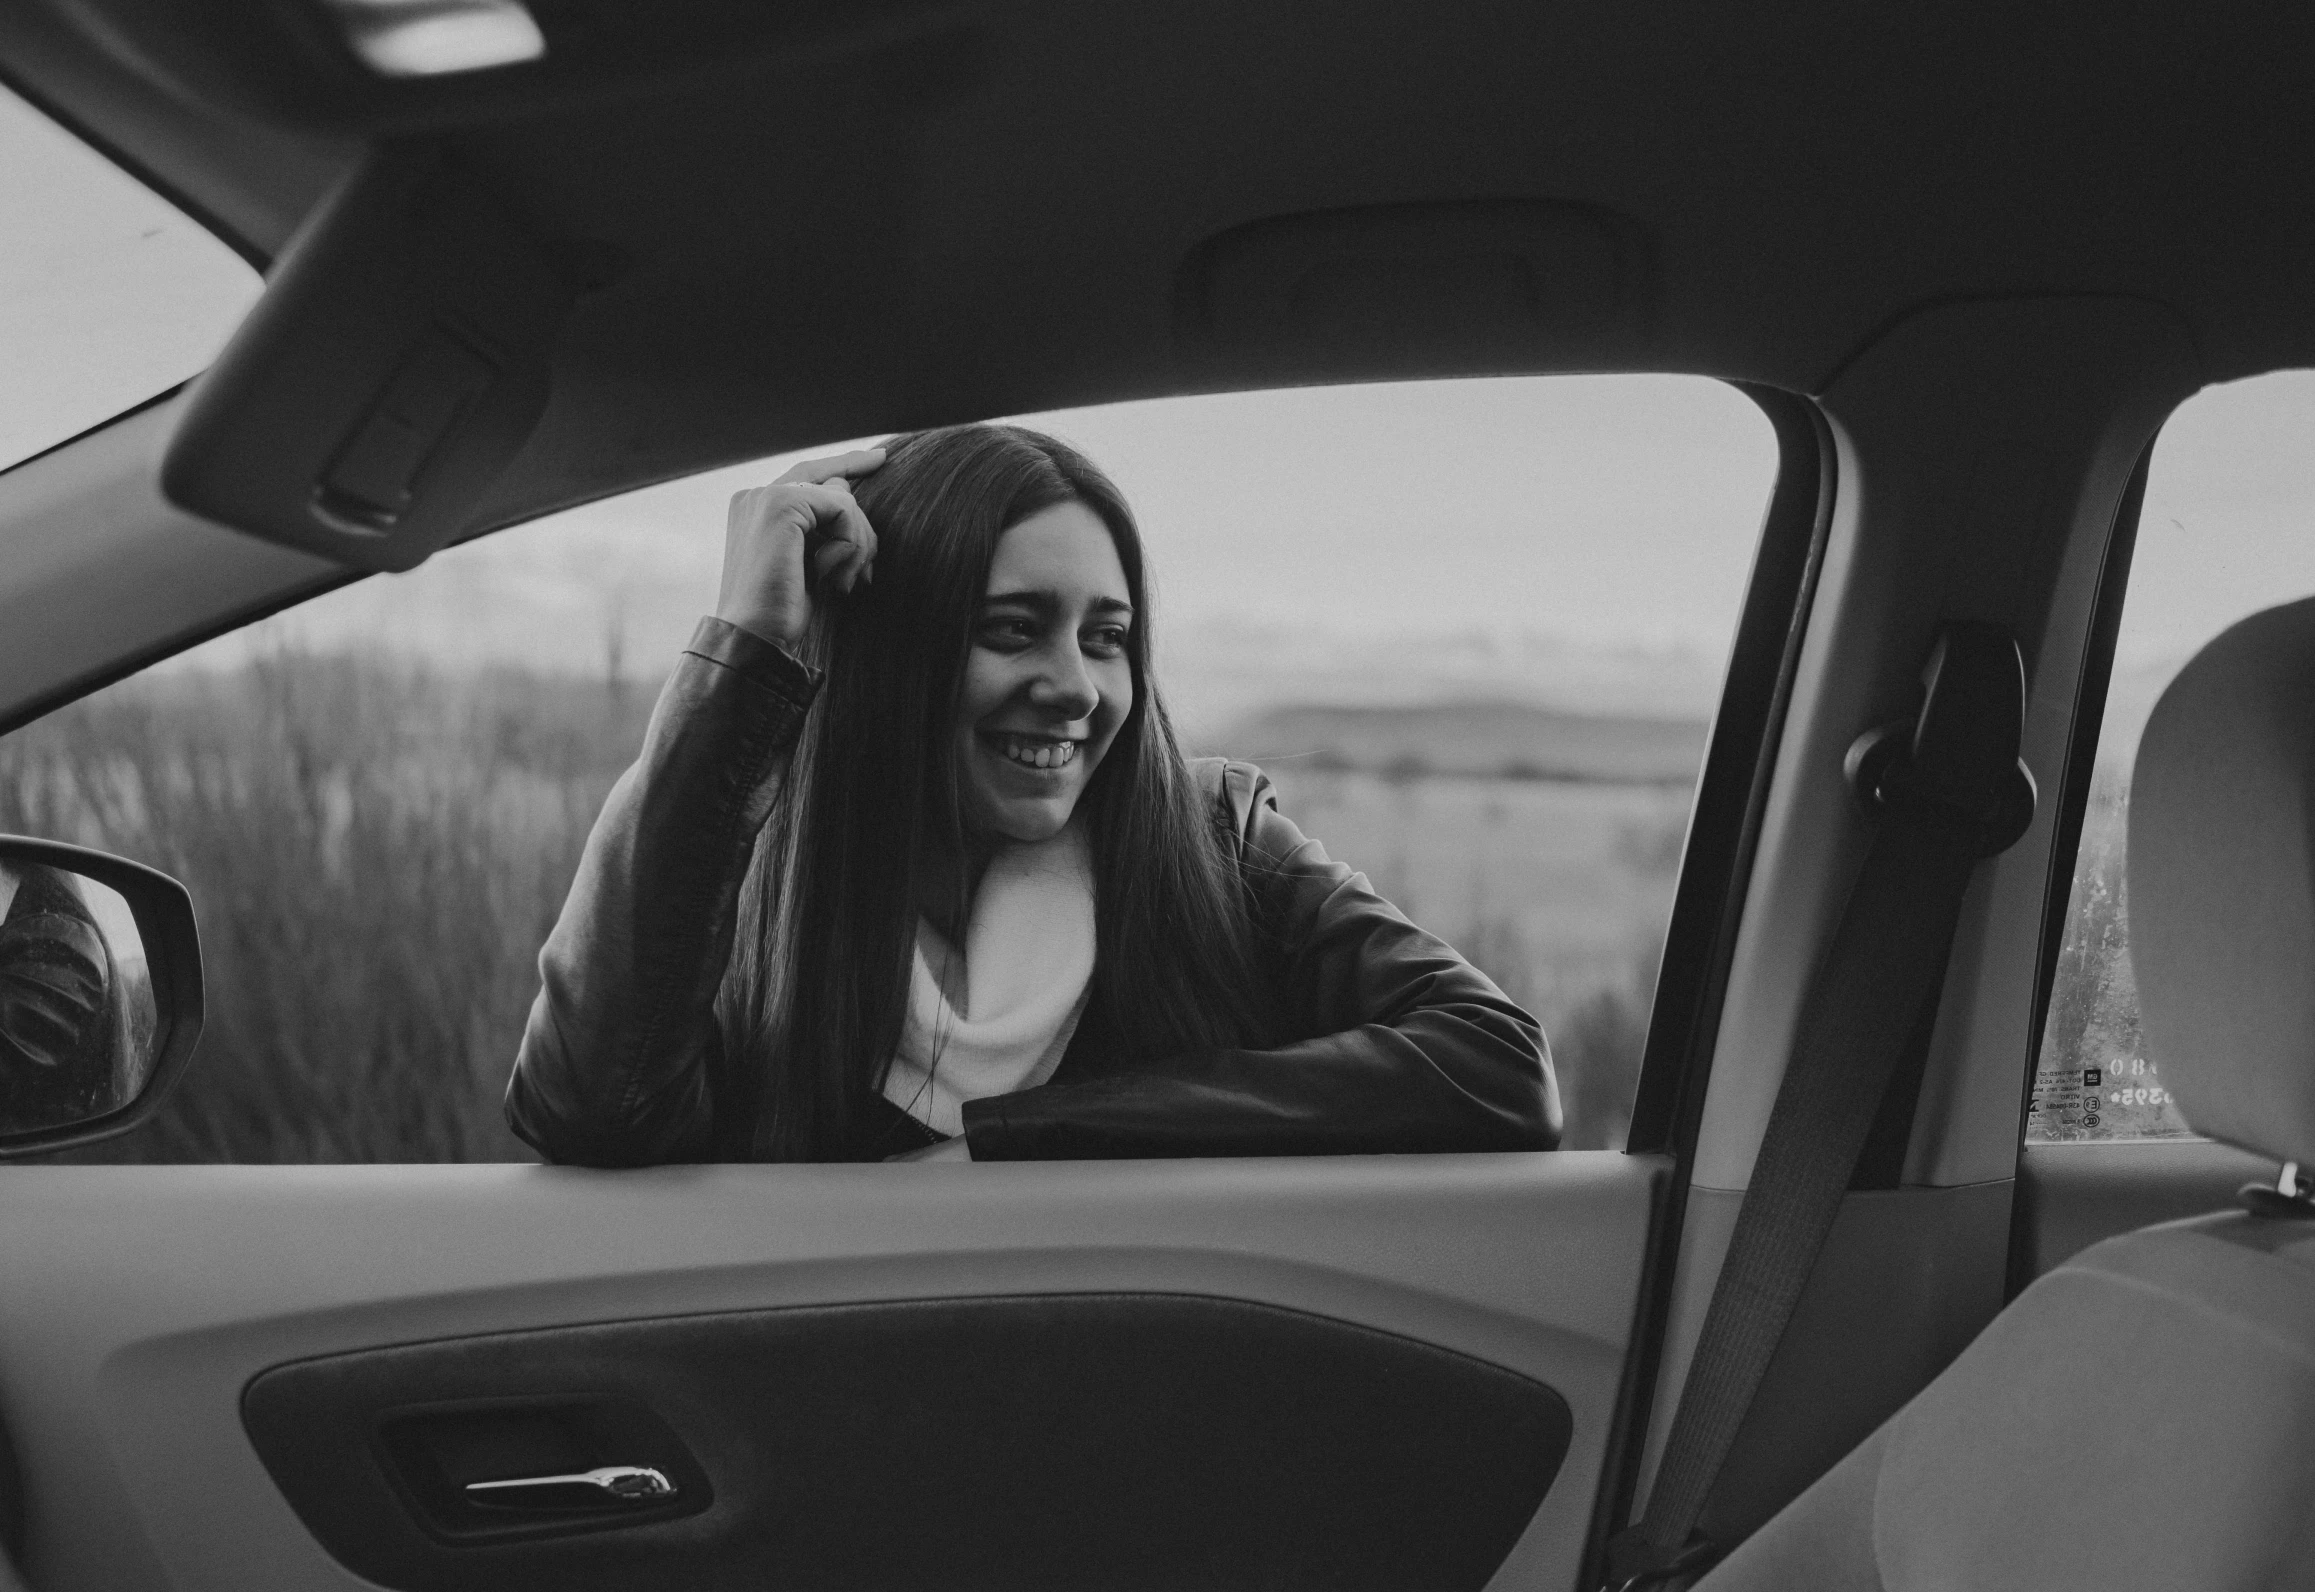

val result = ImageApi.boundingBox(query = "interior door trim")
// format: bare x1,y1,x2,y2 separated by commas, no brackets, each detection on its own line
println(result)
0,1152,1659,1592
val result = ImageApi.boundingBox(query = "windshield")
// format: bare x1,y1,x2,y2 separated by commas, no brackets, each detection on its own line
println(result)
0,86,262,473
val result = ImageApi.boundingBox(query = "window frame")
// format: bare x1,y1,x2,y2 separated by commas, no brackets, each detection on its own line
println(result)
2016,440,2163,1156
1578,383,1834,1585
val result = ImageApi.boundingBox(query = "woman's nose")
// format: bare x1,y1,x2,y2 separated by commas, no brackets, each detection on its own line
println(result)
1029,642,1100,719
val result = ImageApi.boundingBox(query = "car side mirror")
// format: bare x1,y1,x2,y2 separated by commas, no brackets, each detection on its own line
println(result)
0,838,203,1158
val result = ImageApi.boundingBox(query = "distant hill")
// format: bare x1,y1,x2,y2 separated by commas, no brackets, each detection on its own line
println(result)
1154,618,1725,743
1205,700,1708,785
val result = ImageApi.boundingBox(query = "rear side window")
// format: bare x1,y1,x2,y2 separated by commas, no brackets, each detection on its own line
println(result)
5,376,1779,1162
2029,371,2315,1142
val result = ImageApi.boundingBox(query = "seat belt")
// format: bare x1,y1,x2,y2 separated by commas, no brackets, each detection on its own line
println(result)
1605,621,2037,1592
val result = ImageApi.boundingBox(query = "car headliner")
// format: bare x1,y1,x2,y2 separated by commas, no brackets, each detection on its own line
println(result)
4,0,2313,531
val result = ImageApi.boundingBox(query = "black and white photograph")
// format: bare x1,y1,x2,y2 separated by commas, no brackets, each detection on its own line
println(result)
0,3,2311,1589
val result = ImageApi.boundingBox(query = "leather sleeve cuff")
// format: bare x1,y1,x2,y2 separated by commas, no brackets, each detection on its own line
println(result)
682,615,824,708
959,1096,1009,1160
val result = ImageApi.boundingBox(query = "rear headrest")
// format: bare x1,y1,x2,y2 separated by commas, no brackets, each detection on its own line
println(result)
2130,597,2315,1166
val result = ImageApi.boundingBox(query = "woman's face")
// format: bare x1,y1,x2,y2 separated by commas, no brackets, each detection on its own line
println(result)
954,500,1135,846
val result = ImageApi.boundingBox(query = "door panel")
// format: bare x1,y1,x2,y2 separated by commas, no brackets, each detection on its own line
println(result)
246,1295,1573,1591
0,1152,1659,1591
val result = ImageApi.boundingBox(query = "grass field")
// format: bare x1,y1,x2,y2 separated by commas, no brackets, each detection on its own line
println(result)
0,654,646,1162
1248,764,1680,1148
1,654,1683,1159
1221,700,1708,785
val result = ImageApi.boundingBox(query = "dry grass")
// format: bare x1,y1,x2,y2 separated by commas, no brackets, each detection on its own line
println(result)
0,651,649,1162
0,655,1674,1160
1253,766,1678,1149
2028,766,2194,1141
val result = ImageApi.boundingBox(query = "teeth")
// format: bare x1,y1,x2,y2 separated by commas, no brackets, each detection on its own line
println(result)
997,735,1076,769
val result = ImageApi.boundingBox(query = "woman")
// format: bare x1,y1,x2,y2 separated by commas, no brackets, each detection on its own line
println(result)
507,425,1559,1164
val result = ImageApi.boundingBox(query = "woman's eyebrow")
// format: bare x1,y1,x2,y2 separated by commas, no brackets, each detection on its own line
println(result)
981,589,1135,618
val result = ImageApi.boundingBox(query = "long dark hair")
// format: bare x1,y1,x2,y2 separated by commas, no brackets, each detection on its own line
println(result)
716,424,1278,1159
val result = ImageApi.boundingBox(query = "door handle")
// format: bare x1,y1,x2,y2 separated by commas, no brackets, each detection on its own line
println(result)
465,1465,677,1509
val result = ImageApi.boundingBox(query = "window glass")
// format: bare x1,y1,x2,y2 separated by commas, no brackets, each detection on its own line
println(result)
2028,371,2315,1143
0,87,262,472
3,376,1778,1161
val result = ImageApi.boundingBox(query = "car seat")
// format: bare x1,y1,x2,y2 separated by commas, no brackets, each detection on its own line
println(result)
1690,597,2315,1591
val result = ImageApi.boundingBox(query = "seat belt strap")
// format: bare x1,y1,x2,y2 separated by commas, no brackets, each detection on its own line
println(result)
1606,621,2037,1591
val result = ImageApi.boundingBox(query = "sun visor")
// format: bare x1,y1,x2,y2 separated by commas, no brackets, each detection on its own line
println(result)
161,148,574,573
1174,199,1655,386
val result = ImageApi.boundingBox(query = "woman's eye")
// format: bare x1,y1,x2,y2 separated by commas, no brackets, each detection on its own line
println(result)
1083,627,1130,657
977,618,1037,648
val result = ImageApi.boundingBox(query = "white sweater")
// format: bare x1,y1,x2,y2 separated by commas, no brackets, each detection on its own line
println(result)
881,819,1095,1137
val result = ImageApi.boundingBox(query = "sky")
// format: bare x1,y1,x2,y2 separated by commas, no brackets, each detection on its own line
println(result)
0,88,260,470
9,84,2315,740
225,374,1784,728
2090,369,2315,766
2127,370,2315,664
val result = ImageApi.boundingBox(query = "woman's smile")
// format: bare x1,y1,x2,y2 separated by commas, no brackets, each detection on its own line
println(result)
982,730,1084,771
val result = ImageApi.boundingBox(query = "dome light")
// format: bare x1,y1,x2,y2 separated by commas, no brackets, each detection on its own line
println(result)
322,0,545,78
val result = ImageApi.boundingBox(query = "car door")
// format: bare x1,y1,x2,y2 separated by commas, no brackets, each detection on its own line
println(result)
0,195,1820,1592
8,1152,1652,1591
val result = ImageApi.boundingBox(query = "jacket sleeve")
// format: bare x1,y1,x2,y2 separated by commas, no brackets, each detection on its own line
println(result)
959,762,1562,1159
0,905,111,1110
504,617,820,1166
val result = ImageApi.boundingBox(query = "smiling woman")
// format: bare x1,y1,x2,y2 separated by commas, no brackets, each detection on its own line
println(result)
504,423,1560,1164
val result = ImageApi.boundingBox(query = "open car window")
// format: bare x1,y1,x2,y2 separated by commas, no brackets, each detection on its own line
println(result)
2029,370,2315,1143
4,375,1778,1162
0,85,261,473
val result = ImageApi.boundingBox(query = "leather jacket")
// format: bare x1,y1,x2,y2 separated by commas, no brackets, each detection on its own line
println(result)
0,866,116,1132
505,617,1561,1164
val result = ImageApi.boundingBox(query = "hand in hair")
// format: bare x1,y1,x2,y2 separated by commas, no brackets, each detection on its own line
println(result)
716,447,886,648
